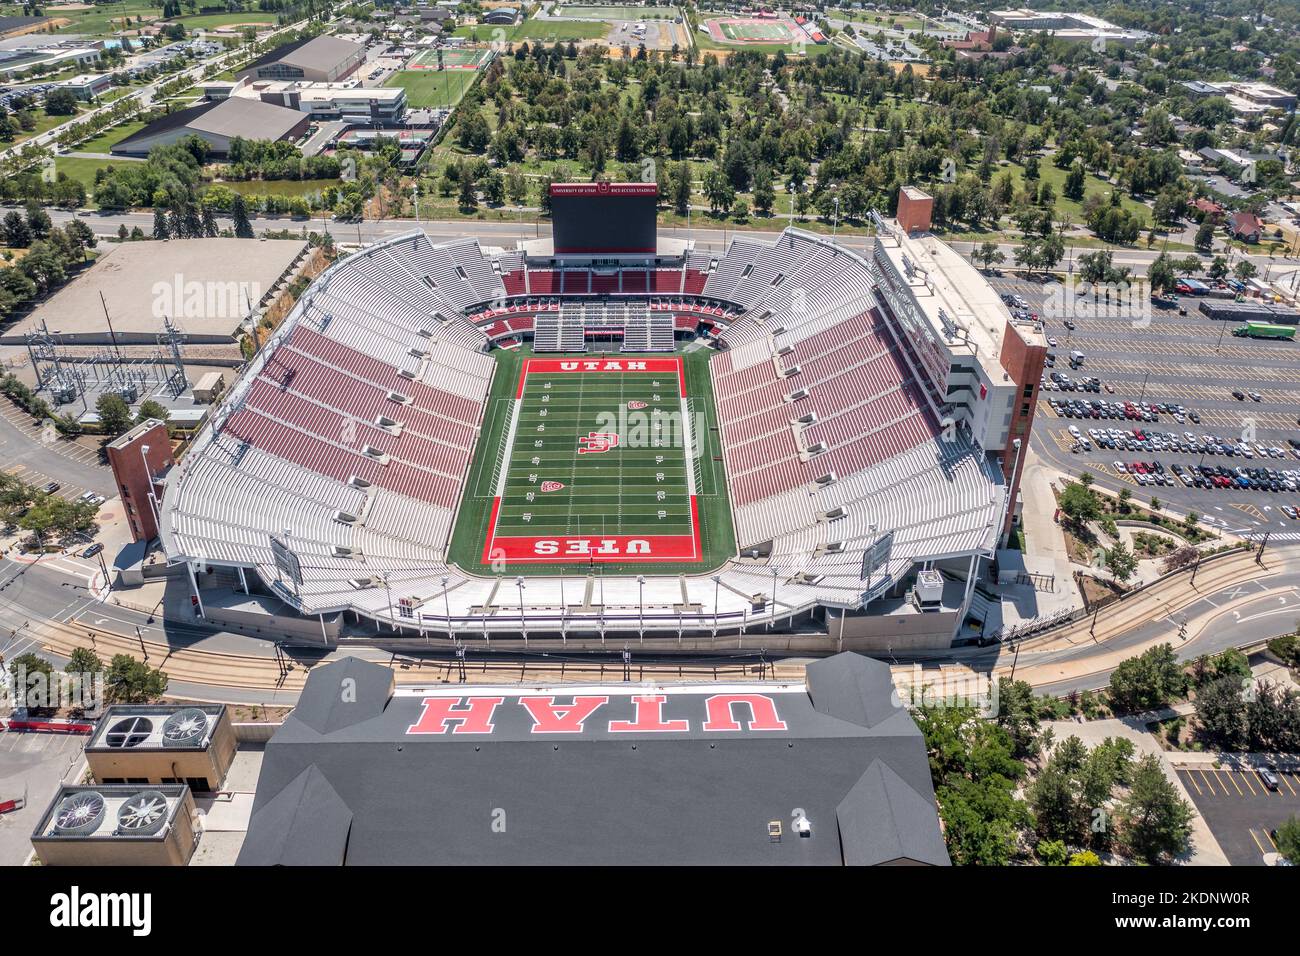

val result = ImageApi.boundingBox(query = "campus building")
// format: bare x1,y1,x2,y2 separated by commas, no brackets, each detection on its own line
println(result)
237,34,367,83
238,654,950,866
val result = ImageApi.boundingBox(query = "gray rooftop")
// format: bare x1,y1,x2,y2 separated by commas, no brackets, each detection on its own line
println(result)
0,238,307,344
238,654,949,866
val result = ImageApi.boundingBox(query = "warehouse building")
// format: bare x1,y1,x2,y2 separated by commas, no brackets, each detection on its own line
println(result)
109,96,311,158
237,34,367,83
237,653,950,866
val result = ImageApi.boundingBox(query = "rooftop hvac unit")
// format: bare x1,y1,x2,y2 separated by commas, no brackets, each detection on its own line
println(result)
386,390,410,404
361,445,389,463
334,510,358,524
806,441,828,455
783,364,802,377
825,505,848,520
115,790,169,836
331,545,362,559
777,344,794,356
825,541,844,553
408,347,429,359
348,576,381,590
53,791,106,836
786,388,809,402
104,716,153,749
375,415,398,428
161,708,209,749
348,475,371,488
398,368,417,379
815,473,837,488
797,412,818,425
914,570,944,609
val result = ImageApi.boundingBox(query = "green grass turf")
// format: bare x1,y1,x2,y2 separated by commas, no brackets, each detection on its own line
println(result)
448,345,736,576
383,69,474,108
553,5,678,19
497,361,692,539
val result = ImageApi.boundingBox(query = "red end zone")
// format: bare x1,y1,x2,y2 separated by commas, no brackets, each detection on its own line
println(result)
516,356,686,398
484,496,701,564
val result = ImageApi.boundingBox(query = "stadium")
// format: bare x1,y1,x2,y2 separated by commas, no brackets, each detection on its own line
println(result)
158,185,1046,652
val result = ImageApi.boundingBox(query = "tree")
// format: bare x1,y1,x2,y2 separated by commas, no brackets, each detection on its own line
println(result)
914,703,1030,865
671,162,692,217
1193,676,1249,750
1068,850,1101,865
1063,161,1086,201
230,193,254,239
1058,481,1099,526
973,241,1006,272
1147,253,1176,296
96,392,132,436
1118,753,1193,864
66,647,103,676
44,87,79,116
1109,644,1187,713
152,207,169,240
995,677,1042,759
1276,816,1300,865
1105,541,1137,583
1194,220,1215,253
136,399,168,424
8,651,55,712
1233,260,1258,283
1,210,32,248
103,653,168,704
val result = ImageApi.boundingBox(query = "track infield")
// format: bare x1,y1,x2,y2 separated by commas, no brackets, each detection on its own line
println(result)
483,356,700,564
707,17,801,44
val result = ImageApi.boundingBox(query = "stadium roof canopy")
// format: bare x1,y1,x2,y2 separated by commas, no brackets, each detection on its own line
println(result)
237,653,949,866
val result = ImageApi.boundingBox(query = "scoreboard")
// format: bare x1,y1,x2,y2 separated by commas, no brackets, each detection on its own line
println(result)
550,182,657,255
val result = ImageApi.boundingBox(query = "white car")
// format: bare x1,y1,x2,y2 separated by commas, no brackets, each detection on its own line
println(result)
1114,461,1127,473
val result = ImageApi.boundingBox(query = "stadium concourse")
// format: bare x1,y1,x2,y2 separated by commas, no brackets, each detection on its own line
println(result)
158,186,1045,652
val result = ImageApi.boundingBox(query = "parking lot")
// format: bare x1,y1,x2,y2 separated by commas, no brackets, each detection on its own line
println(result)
0,729,86,865
996,273,1300,538
1175,766,1300,865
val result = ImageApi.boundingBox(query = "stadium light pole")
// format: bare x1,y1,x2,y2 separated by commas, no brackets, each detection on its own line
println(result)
381,571,393,636
770,566,778,632
441,574,451,642
832,195,841,241
711,574,721,640
516,575,527,644
637,574,646,643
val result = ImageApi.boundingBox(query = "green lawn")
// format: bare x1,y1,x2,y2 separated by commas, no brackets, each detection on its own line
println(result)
75,117,149,154
167,12,274,30
6,107,84,146
384,69,474,109
454,20,610,43
556,4,678,18
207,178,342,198
1002,159,1151,227
55,156,139,190
449,346,735,576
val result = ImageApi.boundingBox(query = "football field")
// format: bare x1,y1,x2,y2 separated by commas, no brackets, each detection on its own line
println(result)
484,356,700,564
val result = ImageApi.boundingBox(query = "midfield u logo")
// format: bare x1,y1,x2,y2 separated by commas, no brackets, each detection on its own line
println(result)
577,432,619,454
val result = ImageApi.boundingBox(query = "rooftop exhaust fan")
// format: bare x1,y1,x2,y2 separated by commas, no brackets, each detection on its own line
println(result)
53,791,106,836
104,716,153,749
116,790,169,836
161,708,209,749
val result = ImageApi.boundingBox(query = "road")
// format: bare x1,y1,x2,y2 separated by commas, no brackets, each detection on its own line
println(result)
0,19,312,165
41,208,1291,277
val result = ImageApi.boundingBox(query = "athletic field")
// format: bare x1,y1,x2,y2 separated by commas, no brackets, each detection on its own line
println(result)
553,4,678,19
451,348,735,575
486,356,697,564
409,46,491,70
708,17,800,44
